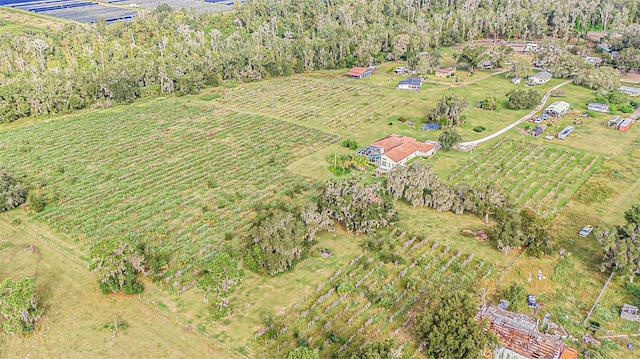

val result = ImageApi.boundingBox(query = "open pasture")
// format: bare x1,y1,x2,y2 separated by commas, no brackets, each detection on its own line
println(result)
213,77,413,134
448,138,603,210
258,229,491,358
0,99,337,290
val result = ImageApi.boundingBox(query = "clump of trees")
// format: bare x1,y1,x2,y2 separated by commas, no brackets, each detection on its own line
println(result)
0,171,27,212
197,252,243,320
506,89,542,109
481,96,499,111
341,139,359,150
415,290,494,359
327,153,370,176
490,206,554,256
454,45,487,74
0,277,42,335
574,66,621,92
318,180,397,234
438,128,463,151
89,237,146,295
597,203,640,279
428,94,468,128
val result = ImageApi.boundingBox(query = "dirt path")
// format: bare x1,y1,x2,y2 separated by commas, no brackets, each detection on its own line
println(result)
457,80,573,149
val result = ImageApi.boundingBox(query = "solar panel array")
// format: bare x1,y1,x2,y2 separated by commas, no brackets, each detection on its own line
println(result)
0,0,237,23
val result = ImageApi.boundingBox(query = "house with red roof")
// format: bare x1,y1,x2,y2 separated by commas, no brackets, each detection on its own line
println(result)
357,134,436,171
346,66,376,79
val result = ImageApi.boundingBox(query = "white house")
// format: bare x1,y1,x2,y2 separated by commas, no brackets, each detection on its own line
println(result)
528,71,552,85
619,85,640,97
397,77,421,90
587,103,609,113
357,134,436,171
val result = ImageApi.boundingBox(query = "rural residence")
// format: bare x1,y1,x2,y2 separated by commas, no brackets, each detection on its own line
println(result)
346,66,376,79
619,85,640,97
528,71,552,85
587,103,609,113
544,101,570,117
476,304,578,359
435,67,456,78
357,134,436,172
558,125,574,140
398,77,422,91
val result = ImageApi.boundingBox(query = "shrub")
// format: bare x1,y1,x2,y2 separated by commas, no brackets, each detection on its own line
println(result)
631,100,640,108
341,139,359,150
473,126,486,132
27,191,47,212
585,110,596,118
199,93,221,101
608,104,618,114
621,105,634,113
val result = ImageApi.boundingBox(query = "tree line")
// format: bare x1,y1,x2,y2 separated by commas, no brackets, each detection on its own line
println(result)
3,1,640,123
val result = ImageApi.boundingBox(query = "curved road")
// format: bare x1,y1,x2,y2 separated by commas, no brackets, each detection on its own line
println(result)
457,80,573,149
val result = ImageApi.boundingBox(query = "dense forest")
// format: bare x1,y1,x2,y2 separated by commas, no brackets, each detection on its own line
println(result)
2,0,640,123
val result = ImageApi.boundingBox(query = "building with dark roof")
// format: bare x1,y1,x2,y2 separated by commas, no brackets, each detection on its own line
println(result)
397,77,422,90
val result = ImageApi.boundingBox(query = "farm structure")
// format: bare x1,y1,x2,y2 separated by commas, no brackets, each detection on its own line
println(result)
512,77,522,84
587,103,609,113
544,101,570,117
397,77,422,90
609,116,634,131
448,138,602,210
531,124,546,137
346,66,376,79
529,71,552,85
475,304,578,359
261,230,490,357
557,126,574,140
621,304,640,322
357,134,436,171
619,85,640,97
435,67,456,78
213,78,412,132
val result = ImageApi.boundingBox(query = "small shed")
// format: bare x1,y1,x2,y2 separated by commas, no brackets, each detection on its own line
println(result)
544,101,570,117
346,66,376,79
398,77,422,90
609,115,624,129
558,125,574,140
435,67,456,78
588,103,609,113
529,71,552,85
584,56,603,66
531,124,547,137
621,303,640,322
619,118,633,132
619,85,640,97
511,77,522,84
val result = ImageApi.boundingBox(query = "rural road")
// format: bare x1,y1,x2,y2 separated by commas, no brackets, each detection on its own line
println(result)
457,80,573,149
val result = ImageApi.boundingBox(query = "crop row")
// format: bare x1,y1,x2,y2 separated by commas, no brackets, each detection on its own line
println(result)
0,101,338,287
259,230,489,357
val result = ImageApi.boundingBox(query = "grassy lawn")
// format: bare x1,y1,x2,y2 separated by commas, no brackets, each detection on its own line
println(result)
0,8,62,33
0,211,229,359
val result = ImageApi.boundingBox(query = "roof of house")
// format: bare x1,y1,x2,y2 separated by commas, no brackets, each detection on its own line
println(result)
545,101,570,113
476,305,569,359
398,77,421,86
370,134,435,163
620,85,640,92
346,67,375,77
588,102,609,109
531,71,552,82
